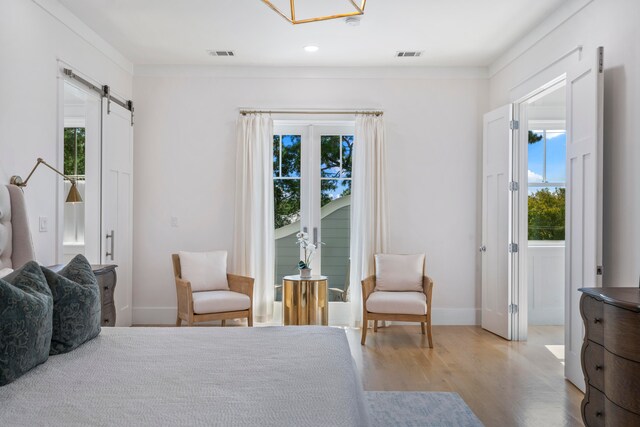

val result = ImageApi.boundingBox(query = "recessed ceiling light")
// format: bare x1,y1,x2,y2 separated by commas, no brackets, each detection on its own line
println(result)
304,45,319,53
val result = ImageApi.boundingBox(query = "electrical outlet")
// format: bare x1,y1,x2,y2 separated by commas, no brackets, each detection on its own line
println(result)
39,216,48,232
170,216,179,228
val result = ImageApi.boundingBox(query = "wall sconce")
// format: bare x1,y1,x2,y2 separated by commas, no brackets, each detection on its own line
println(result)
10,158,83,203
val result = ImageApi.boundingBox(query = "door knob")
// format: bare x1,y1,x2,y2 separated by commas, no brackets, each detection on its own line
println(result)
479,245,487,252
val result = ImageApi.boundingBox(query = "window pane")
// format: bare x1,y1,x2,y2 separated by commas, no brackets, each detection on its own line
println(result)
546,131,566,183
281,135,301,178
273,135,280,177
274,179,300,228
321,179,351,208
341,135,353,178
321,135,341,178
528,186,565,240
64,128,86,176
528,130,544,183
321,203,350,302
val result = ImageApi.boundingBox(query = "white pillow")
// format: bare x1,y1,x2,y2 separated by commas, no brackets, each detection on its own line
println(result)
0,268,13,279
374,253,425,292
179,251,229,292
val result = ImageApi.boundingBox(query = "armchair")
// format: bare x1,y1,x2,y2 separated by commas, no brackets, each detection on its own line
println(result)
361,253,434,347
172,252,254,327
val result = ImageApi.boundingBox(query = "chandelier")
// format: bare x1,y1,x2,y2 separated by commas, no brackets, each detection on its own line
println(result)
260,0,367,25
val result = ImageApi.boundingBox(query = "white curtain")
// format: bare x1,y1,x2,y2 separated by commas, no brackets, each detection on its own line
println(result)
233,113,275,322
349,114,390,326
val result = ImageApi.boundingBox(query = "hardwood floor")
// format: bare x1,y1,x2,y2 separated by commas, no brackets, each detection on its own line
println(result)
345,324,584,427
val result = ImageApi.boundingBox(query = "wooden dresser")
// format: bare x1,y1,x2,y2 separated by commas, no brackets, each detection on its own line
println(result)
579,287,640,426
93,265,118,326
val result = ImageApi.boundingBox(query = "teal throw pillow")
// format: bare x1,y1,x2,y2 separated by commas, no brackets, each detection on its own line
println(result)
42,254,101,355
0,261,53,386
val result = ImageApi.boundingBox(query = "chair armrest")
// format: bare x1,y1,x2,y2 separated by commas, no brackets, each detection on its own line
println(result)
228,274,255,301
175,277,193,317
361,276,376,309
423,275,434,307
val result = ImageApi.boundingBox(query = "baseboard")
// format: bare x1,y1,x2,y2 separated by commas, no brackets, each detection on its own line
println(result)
134,306,481,326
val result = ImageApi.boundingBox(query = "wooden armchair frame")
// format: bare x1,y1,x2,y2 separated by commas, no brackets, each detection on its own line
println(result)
172,254,254,327
361,275,434,347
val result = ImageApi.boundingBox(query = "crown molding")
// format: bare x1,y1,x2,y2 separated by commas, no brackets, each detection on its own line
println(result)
31,0,134,75
134,65,489,80
488,0,595,78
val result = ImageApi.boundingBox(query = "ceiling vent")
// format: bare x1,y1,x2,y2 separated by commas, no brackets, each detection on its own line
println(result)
396,51,423,58
207,50,235,57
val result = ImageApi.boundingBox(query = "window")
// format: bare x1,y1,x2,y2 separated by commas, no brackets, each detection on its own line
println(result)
528,129,566,240
273,124,354,305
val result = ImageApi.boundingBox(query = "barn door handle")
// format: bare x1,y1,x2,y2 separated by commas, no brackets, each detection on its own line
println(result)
106,230,115,261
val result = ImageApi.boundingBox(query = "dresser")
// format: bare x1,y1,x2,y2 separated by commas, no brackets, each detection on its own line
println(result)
578,287,640,427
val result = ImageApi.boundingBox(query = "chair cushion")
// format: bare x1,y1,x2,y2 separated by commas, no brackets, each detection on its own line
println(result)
0,268,13,278
374,253,425,292
366,291,427,316
192,290,251,314
41,255,101,355
0,261,53,386
179,251,229,291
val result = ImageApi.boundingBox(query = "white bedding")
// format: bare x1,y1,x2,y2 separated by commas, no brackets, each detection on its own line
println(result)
0,326,369,426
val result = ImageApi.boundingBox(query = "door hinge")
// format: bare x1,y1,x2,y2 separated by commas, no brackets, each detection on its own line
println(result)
508,304,519,314
598,46,604,73
508,243,519,253
510,120,519,130
596,265,603,276
509,181,519,192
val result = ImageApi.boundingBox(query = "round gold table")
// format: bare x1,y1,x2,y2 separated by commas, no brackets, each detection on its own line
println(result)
282,275,328,326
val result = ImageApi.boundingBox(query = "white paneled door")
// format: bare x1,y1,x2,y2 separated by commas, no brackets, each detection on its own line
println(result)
102,99,133,327
481,105,514,340
564,48,604,391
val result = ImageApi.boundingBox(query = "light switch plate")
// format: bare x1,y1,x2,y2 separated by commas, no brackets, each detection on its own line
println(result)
39,216,48,232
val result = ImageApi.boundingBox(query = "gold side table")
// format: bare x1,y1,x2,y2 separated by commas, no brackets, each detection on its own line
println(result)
283,275,328,326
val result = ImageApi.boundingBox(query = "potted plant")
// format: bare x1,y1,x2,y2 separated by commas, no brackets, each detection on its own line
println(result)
296,232,322,278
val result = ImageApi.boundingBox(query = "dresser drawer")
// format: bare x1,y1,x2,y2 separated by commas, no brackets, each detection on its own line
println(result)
604,349,640,414
581,295,604,345
582,386,605,427
583,340,605,391
604,303,640,363
101,302,116,327
605,396,640,427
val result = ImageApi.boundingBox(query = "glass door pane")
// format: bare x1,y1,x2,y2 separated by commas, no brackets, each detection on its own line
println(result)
318,130,353,302
274,129,303,301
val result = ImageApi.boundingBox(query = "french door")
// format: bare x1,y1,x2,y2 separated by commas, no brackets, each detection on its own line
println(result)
273,123,354,303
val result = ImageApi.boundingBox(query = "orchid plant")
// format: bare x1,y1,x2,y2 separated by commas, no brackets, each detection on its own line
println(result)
296,231,323,270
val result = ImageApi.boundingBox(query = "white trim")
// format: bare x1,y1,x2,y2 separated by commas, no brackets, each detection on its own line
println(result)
489,0,595,78
31,0,134,74
134,65,488,80
133,306,480,326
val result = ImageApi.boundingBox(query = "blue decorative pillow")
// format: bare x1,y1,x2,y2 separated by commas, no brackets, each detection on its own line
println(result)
0,261,53,386
41,255,101,355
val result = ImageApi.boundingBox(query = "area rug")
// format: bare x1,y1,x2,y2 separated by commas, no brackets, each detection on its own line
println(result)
364,391,484,427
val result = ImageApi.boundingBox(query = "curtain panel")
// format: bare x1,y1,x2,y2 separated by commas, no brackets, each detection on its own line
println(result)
349,115,390,326
233,114,275,322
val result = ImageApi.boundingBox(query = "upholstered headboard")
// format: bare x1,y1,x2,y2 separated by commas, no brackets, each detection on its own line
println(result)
0,185,36,271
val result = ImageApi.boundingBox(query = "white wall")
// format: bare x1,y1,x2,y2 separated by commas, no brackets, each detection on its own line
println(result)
132,67,488,325
0,0,133,265
489,0,640,288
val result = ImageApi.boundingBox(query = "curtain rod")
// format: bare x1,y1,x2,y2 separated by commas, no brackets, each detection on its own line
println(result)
239,109,383,116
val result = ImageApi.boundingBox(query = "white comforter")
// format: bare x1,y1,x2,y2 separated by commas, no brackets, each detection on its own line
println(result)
0,326,370,426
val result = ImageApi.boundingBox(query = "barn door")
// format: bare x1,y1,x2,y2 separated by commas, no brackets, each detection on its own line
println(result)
564,48,604,391
481,105,516,340
102,99,133,327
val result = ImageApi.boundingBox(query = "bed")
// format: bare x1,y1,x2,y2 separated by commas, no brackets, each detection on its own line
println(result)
0,184,369,426
0,326,370,426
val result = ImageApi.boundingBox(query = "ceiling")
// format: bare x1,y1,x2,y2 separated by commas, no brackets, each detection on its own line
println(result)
58,0,566,67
